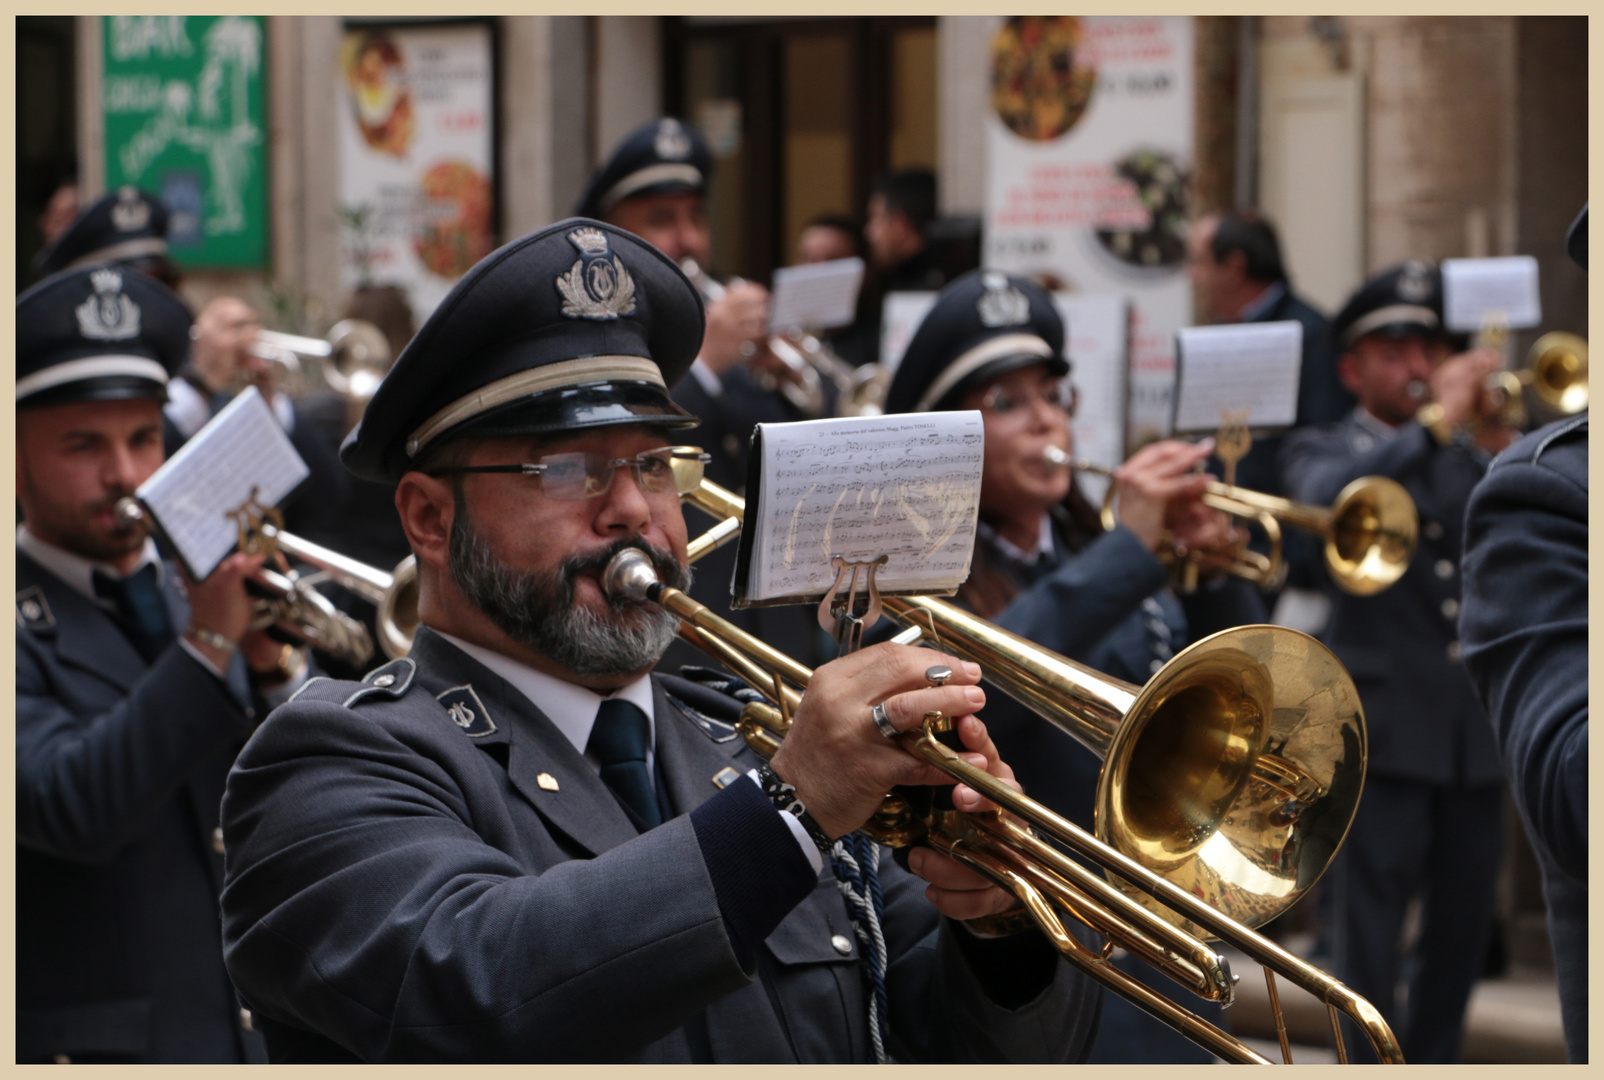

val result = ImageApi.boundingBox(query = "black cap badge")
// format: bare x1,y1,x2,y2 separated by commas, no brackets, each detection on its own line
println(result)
977,271,1030,328
77,269,142,343
1397,260,1433,304
654,118,693,161
109,187,152,232
558,227,639,321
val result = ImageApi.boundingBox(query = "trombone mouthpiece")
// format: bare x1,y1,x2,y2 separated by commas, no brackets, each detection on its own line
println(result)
602,548,662,604
1042,444,1072,468
1406,379,1430,402
113,497,146,528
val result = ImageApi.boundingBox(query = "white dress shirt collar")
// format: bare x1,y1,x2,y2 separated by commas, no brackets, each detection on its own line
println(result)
982,511,1056,567
431,630,657,763
17,524,162,605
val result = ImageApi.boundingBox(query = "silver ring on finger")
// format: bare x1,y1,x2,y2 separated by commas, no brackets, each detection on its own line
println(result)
870,701,898,740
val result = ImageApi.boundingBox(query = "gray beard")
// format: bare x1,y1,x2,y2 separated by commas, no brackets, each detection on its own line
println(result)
448,512,690,679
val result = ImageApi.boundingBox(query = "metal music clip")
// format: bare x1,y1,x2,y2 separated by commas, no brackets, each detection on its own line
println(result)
817,553,889,657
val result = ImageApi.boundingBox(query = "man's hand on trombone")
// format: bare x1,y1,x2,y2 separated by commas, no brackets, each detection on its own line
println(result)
768,642,1026,920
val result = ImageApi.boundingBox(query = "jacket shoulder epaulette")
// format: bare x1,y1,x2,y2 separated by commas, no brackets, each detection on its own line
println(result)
286,657,418,709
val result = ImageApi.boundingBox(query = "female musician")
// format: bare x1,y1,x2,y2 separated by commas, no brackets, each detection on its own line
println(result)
880,270,1266,1063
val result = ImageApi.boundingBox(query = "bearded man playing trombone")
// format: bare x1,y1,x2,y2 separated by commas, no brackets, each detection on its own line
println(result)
217,220,1101,1063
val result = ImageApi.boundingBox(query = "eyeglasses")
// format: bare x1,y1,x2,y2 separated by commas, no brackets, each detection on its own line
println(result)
979,379,1079,419
430,445,712,501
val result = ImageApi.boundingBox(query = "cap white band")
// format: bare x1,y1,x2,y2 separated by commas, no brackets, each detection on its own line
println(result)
914,333,1055,412
406,355,670,458
600,163,705,215
64,237,169,271
16,355,170,401
1343,303,1439,346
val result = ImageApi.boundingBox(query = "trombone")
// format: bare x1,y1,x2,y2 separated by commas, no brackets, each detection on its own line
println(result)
1051,447,1418,596
644,479,1403,1064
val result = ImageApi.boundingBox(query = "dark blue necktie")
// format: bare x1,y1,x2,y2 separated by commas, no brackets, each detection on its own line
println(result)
586,699,662,829
92,563,175,663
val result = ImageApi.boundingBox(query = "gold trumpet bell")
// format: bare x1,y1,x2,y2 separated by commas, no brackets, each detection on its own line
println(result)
1528,331,1588,415
1326,476,1418,596
1099,626,1367,940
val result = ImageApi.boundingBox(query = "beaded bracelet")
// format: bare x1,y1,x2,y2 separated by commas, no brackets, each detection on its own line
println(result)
756,763,835,853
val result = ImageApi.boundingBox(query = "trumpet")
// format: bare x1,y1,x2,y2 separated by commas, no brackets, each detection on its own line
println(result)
1487,331,1589,427
1046,447,1417,596
114,497,417,668
679,257,863,418
248,319,394,425
661,480,1402,1064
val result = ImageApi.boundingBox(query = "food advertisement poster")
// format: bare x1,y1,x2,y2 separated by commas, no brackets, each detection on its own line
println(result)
336,23,495,324
101,16,269,268
984,16,1194,446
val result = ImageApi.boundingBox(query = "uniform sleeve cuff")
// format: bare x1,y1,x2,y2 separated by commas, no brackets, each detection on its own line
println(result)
689,775,818,965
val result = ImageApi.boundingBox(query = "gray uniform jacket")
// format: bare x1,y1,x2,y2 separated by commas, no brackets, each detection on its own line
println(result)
1460,415,1588,1061
1280,412,1502,785
219,628,1101,1063
16,553,266,1064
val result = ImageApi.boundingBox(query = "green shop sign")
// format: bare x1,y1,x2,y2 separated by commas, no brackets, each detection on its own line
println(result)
102,16,268,269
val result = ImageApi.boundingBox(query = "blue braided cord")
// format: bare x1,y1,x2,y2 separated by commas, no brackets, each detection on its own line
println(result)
830,835,892,1064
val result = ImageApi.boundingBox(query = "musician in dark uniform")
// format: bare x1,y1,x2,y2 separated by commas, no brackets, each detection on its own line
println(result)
578,117,831,667
1459,207,1589,1064
1279,262,1517,1063
218,220,1102,1063
16,267,310,1063
880,269,1264,1063
35,185,184,289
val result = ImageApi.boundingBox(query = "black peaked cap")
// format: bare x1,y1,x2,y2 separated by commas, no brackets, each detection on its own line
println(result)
17,265,192,409
883,269,1068,415
1331,260,1446,349
340,218,705,484
1566,205,1587,272
37,187,171,277
575,117,714,220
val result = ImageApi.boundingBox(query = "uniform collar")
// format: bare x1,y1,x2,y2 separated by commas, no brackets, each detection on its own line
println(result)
979,511,1056,567
431,629,657,762
1353,405,1402,440
16,524,161,606
1237,281,1287,323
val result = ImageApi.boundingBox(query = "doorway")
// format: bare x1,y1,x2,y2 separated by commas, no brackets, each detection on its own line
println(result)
664,16,937,282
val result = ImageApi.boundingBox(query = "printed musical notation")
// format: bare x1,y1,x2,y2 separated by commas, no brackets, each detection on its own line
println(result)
135,387,309,578
745,412,985,602
1173,321,1302,434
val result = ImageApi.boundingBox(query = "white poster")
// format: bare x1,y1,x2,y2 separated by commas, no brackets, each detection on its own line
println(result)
984,16,1194,448
336,24,495,326
1055,293,1128,506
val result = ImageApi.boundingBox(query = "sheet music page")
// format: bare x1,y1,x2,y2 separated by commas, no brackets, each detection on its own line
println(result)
1172,320,1302,434
1441,256,1542,332
1055,292,1128,506
135,387,310,578
745,412,985,604
768,257,865,331
878,291,940,374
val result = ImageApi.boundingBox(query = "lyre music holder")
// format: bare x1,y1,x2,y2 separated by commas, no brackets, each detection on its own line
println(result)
817,554,889,656
227,486,287,566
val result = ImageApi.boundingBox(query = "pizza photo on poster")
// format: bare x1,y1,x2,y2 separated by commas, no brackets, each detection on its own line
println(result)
341,31,414,158
991,16,1098,142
